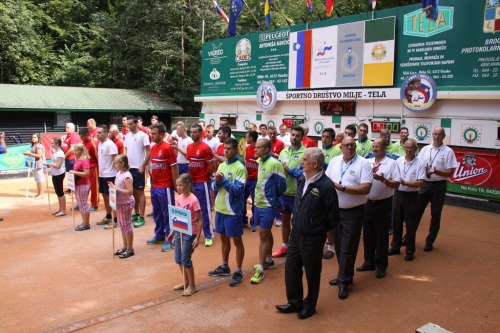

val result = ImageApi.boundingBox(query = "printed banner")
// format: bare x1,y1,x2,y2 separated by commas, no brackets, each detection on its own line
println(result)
169,205,193,235
363,18,395,86
0,144,32,171
310,26,338,88
336,21,365,87
288,30,312,89
41,133,66,160
109,188,117,210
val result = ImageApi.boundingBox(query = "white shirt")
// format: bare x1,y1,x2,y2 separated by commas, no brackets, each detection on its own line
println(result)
258,135,270,140
325,154,373,209
277,134,291,146
170,130,178,139
396,156,426,192
51,150,66,176
176,136,193,164
302,170,324,197
366,156,401,200
418,144,458,181
98,139,118,177
203,137,219,154
124,131,150,169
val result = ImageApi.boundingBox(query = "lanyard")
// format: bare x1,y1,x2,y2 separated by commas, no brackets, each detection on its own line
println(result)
339,154,357,184
403,157,416,179
429,145,443,169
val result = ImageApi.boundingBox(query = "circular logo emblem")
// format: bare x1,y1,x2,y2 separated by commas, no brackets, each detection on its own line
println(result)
314,121,324,135
209,68,220,80
209,119,216,126
414,125,430,142
5,151,24,169
235,38,251,62
267,120,275,128
371,44,387,61
256,81,277,112
243,119,250,130
341,47,359,72
400,73,437,112
462,127,479,144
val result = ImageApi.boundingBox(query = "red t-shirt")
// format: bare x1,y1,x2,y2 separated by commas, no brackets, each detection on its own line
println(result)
215,143,224,168
271,139,285,155
111,137,125,155
139,126,149,135
201,130,207,140
63,132,80,160
83,139,99,168
187,141,214,183
121,127,127,136
74,159,90,185
245,145,258,180
302,136,318,148
89,128,98,141
150,141,177,188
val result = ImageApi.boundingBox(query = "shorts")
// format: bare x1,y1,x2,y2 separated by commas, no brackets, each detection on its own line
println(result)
34,168,45,184
178,164,189,175
215,213,243,237
174,232,196,268
279,195,295,214
129,168,145,190
99,177,115,195
254,207,278,230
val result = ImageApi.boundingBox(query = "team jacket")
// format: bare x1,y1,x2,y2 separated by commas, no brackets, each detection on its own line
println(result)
279,145,306,197
291,172,340,235
254,153,287,209
212,156,247,217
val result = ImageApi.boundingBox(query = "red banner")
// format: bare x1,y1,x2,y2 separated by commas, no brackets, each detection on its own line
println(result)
449,148,500,189
41,133,66,160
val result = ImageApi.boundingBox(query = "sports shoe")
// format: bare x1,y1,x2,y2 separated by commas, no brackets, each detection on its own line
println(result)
134,217,145,228
147,212,153,217
275,219,282,227
205,238,213,247
272,245,288,258
96,217,112,225
104,222,118,229
132,213,140,222
253,261,275,270
250,269,264,284
251,225,257,232
147,237,164,245
89,207,99,212
208,265,231,277
71,205,79,211
229,271,243,287
323,250,335,259
162,243,175,252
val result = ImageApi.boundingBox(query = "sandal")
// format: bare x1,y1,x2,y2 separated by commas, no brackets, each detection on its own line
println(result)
119,249,135,259
34,195,43,200
173,283,185,290
75,223,90,231
52,211,61,215
114,247,127,255
55,212,67,217
182,289,198,297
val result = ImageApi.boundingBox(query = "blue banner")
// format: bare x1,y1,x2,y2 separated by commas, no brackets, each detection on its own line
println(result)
0,144,32,171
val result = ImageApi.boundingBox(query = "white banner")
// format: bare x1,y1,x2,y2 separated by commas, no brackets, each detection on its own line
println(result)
311,26,338,88
277,88,400,101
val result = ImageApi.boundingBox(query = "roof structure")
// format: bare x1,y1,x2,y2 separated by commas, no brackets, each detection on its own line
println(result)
0,84,182,112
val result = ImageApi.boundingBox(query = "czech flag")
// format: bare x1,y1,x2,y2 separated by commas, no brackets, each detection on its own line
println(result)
213,0,229,25
326,0,334,17
370,0,376,10
264,0,272,27
306,0,313,12
422,0,439,21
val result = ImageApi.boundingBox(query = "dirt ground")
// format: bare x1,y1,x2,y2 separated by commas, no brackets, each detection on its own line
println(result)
0,177,499,333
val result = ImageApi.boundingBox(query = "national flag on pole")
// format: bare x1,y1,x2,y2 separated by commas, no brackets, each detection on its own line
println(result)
306,0,313,12
228,0,243,37
213,0,229,25
326,0,334,17
422,0,439,21
264,0,272,27
370,0,376,10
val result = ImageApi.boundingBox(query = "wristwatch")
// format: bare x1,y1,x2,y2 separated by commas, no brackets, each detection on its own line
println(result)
341,185,346,192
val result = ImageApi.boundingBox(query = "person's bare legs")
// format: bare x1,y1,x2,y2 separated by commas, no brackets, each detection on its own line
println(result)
185,266,196,291
36,182,43,197
126,232,134,250
233,236,245,269
220,233,231,262
102,194,111,215
259,228,273,266
58,195,67,214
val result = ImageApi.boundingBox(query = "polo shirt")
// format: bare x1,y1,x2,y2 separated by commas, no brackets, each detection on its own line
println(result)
418,144,458,181
325,154,373,209
124,131,150,169
150,141,177,188
396,156,426,192
187,141,214,183
366,156,401,200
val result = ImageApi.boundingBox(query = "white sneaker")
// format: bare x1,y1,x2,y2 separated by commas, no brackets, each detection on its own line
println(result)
275,220,282,227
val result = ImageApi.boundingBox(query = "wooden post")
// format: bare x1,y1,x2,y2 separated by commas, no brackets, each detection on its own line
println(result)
71,193,75,229
111,210,115,259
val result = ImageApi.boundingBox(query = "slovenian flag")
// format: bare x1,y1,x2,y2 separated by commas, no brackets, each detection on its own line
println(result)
173,216,189,231
306,0,313,12
370,0,376,10
422,0,439,21
213,0,229,25
326,0,334,17
288,30,312,89
265,0,272,27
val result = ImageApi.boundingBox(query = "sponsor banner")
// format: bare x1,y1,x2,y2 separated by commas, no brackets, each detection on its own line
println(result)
336,21,365,87
0,144,32,171
311,26,338,88
277,88,400,101
447,148,500,200
169,205,193,235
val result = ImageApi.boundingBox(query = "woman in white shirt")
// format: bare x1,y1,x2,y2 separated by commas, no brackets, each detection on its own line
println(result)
43,138,67,216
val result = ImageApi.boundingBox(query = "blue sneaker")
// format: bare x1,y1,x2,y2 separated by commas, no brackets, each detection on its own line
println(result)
147,237,164,245
251,225,257,232
147,212,153,217
162,242,175,252
71,205,79,211
89,207,99,212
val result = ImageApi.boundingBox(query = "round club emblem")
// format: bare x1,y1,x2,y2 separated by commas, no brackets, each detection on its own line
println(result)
400,73,437,113
257,81,277,112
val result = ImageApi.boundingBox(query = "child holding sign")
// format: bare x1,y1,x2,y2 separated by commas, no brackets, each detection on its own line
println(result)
167,174,202,296
108,155,135,259
71,143,91,231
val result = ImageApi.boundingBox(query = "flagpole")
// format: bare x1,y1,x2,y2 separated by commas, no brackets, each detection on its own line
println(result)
243,0,261,28
273,1,291,27
312,6,323,21
349,0,360,14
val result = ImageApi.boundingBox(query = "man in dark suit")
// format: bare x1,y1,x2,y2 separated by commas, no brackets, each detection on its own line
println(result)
275,148,340,320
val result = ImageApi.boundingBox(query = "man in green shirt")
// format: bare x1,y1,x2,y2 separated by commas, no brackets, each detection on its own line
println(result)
272,126,306,258
356,123,372,157
321,128,336,260
391,127,419,158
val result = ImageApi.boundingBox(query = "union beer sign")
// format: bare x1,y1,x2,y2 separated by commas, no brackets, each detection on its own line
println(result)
449,153,492,185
